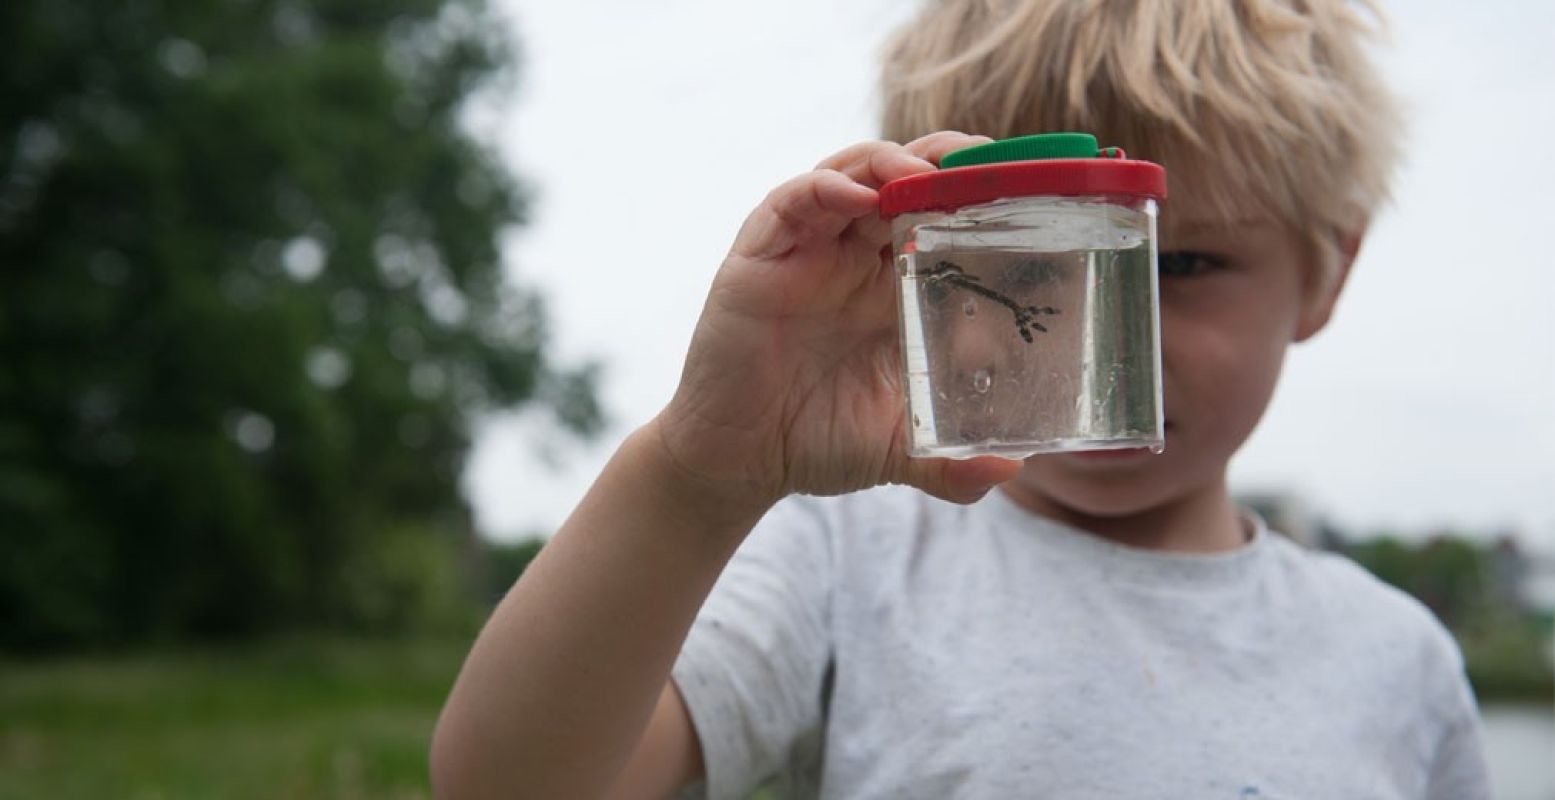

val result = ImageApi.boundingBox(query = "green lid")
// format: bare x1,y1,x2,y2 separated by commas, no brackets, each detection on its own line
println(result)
940,132,1098,168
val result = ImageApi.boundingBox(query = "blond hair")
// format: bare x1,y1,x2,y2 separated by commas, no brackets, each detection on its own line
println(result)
881,0,1400,265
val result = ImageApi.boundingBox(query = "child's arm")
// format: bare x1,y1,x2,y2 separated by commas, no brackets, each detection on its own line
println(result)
429,132,1022,799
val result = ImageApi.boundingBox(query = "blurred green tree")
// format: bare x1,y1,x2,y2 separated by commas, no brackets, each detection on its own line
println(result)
0,0,599,648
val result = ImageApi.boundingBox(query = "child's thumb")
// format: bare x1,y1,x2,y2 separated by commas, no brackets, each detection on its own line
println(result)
894,454,1023,505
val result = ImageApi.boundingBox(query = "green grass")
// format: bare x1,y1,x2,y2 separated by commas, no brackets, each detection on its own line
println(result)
0,636,470,799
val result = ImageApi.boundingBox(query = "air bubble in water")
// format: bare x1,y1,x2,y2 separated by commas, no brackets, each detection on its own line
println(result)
962,299,977,317
972,369,992,393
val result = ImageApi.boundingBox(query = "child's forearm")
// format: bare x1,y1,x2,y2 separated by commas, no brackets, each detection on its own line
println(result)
429,418,769,799
431,132,1013,798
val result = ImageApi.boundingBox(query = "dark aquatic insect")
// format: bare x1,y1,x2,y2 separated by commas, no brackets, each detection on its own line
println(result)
922,260,1060,343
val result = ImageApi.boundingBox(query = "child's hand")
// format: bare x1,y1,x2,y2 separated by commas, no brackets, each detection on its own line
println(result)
653,132,1023,518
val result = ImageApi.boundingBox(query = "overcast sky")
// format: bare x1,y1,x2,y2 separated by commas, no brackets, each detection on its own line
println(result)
466,0,1555,547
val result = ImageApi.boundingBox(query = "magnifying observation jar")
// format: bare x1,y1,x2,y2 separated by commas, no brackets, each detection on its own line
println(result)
878,133,1168,459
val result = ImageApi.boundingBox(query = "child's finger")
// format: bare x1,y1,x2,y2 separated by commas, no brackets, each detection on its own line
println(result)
894,454,1024,505
842,212,892,256
840,131,997,263
816,141,937,190
815,132,993,196
731,169,877,261
901,131,994,166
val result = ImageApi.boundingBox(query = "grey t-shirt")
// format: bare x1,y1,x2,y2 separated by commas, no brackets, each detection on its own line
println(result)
671,485,1491,799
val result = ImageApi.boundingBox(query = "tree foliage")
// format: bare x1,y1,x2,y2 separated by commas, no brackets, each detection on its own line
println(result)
0,0,598,648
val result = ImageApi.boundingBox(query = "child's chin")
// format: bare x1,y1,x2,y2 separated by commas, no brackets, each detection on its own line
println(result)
1011,458,1180,517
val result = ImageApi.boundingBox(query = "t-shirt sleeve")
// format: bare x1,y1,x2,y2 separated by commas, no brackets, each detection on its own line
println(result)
671,496,835,800
1421,627,1492,800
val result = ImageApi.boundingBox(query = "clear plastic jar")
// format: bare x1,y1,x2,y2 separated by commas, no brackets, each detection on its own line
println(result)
879,133,1166,459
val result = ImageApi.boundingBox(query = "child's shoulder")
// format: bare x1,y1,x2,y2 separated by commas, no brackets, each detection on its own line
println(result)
1271,536,1451,638
1263,534,1468,688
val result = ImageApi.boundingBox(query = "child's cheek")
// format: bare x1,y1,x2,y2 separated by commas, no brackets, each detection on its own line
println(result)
1161,311,1288,444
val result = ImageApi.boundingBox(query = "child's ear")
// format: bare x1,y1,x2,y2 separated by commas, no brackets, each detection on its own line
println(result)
1293,224,1366,342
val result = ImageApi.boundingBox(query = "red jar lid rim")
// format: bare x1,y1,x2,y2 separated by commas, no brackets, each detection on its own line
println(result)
878,158,1167,219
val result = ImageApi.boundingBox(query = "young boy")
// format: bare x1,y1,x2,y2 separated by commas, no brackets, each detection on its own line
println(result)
432,1,1491,797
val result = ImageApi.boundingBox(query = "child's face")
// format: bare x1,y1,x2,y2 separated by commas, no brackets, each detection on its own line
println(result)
1008,208,1341,517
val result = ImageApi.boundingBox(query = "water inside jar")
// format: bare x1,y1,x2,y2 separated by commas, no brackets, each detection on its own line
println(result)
897,200,1162,458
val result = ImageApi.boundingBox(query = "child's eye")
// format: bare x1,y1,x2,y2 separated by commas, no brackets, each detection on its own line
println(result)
1158,251,1227,279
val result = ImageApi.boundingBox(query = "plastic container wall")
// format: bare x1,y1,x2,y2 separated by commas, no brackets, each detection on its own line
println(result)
892,194,1162,458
